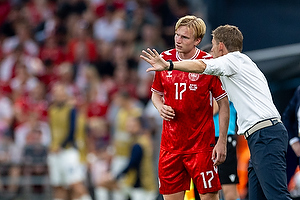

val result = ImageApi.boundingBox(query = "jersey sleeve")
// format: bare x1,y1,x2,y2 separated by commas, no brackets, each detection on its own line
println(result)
210,76,227,101
151,71,164,96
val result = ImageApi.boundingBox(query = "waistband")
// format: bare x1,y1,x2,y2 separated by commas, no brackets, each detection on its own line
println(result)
244,118,282,140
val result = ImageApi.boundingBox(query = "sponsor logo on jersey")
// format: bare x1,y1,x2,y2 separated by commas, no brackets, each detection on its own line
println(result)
188,73,200,81
189,84,197,91
166,71,172,77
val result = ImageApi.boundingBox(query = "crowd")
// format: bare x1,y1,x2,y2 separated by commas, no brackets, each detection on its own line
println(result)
9,0,300,200
0,0,212,199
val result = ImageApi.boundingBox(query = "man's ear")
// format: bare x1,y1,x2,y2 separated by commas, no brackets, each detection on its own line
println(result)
195,38,202,46
219,42,227,55
219,42,225,50
219,42,228,55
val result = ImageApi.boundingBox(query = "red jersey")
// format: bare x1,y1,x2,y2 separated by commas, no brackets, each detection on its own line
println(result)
151,48,227,154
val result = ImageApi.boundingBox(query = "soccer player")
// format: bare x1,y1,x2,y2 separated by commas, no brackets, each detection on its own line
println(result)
148,15,230,200
141,24,292,200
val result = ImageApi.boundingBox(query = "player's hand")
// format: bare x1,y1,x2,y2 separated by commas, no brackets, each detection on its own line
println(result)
159,105,175,121
212,141,226,166
140,48,169,72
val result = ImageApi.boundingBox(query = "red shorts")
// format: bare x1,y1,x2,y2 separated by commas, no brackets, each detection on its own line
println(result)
158,148,221,194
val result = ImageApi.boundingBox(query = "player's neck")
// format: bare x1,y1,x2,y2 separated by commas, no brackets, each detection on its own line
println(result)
177,47,198,60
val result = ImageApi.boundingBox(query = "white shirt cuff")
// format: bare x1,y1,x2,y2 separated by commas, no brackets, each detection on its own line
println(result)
289,137,299,146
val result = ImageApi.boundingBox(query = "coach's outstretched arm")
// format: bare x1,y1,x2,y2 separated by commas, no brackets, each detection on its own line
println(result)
141,48,207,73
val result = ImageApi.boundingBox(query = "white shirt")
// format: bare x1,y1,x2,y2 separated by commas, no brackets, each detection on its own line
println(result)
202,51,280,135
93,17,124,43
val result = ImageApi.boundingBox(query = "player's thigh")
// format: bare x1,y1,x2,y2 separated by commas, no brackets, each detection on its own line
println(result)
158,149,190,194
184,152,221,194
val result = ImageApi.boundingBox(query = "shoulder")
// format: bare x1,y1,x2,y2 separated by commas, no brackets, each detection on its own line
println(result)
161,48,176,60
197,50,213,59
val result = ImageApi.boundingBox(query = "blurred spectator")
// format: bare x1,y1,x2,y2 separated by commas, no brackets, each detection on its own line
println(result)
84,65,109,118
39,35,66,65
111,65,138,99
13,81,48,126
0,133,21,197
108,40,139,99
133,24,166,61
47,83,92,200
0,88,14,136
56,62,81,102
12,109,50,196
14,110,51,152
64,17,98,95
0,88,15,194
0,44,45,85
22,0,55,28
34,10,66,44
10,63,40,125
22,128,48,194
122,1,160,43
133,24,167,104
107,89,143,200
143,100,163,176
158,0,190,48
0,44,27,83
38,59,59,92
89,0,125,18
112,116,158,200
66,18,97,64
56,0,87,19
2,19,39,56
0,4,22,38
93,4,124,43
87,117,113,200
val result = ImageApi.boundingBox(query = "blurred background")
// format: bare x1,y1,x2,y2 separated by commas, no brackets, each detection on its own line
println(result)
0,0,299,200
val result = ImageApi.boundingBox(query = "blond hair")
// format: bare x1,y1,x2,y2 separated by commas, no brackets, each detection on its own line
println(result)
175,15,206,40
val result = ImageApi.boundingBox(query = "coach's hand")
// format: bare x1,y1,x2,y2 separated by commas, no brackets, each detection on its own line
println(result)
140,48,169,72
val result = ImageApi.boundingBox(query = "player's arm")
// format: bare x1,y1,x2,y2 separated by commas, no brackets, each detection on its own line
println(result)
213,98,219,116
152,92,175,121
141,48,206,73
212,96,229,166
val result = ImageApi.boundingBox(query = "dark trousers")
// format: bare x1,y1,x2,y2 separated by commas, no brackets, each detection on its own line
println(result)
247,122,292,200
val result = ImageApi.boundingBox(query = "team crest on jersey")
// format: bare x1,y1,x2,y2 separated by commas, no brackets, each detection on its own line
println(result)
188,73,200,81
